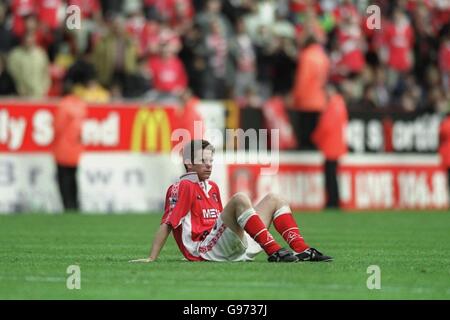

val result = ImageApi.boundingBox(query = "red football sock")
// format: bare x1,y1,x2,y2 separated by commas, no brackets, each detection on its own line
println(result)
243,214,281,256
273,208,309,253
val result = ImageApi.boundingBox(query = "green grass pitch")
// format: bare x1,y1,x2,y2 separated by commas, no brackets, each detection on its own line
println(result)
1,211,450,299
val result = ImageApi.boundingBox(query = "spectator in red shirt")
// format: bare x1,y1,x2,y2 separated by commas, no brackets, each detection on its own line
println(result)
37,0,63,31
386,8,414,72
11,0,36,39
148,40,188,96
36,0,65,63
334,14,366,76
137,18,182,59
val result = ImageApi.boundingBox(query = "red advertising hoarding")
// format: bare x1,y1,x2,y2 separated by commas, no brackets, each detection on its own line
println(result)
228,157,448,211
0,102,178,153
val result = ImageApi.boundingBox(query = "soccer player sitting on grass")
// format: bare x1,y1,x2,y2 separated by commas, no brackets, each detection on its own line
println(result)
130,140,332,263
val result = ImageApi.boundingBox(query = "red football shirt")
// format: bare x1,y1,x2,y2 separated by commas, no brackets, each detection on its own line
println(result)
37,0,62,29
336,25,365,73
161,172,223,261
148,55,188,93
385,22,414,71
11,0,36,37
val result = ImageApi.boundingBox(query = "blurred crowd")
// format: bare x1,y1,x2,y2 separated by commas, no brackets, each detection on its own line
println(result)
0,0,449,113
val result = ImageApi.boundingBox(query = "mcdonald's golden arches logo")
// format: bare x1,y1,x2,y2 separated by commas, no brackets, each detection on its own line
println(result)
131,108,172,152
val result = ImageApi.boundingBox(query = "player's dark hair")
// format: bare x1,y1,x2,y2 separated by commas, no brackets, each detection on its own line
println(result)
183,140,215,171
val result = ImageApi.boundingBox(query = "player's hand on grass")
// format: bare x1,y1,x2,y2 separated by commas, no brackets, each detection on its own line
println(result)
129,257,154,263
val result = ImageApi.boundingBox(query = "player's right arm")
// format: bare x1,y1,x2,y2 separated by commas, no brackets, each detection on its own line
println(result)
129,181,193,263
129,223,173,263
130,223,172,263
147,223,172,261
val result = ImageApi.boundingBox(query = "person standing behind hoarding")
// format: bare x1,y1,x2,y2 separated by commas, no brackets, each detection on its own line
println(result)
439,113,450,208
311,86,348,209
52,95,87,212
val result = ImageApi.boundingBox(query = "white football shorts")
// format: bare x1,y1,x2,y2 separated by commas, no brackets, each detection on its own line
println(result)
197,215,263,262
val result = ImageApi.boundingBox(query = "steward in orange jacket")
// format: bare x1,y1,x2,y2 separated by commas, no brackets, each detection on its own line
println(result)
292,41,330,113
291,35,330,150
312,90,348,209
52,95,87,211
312,93,348,160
